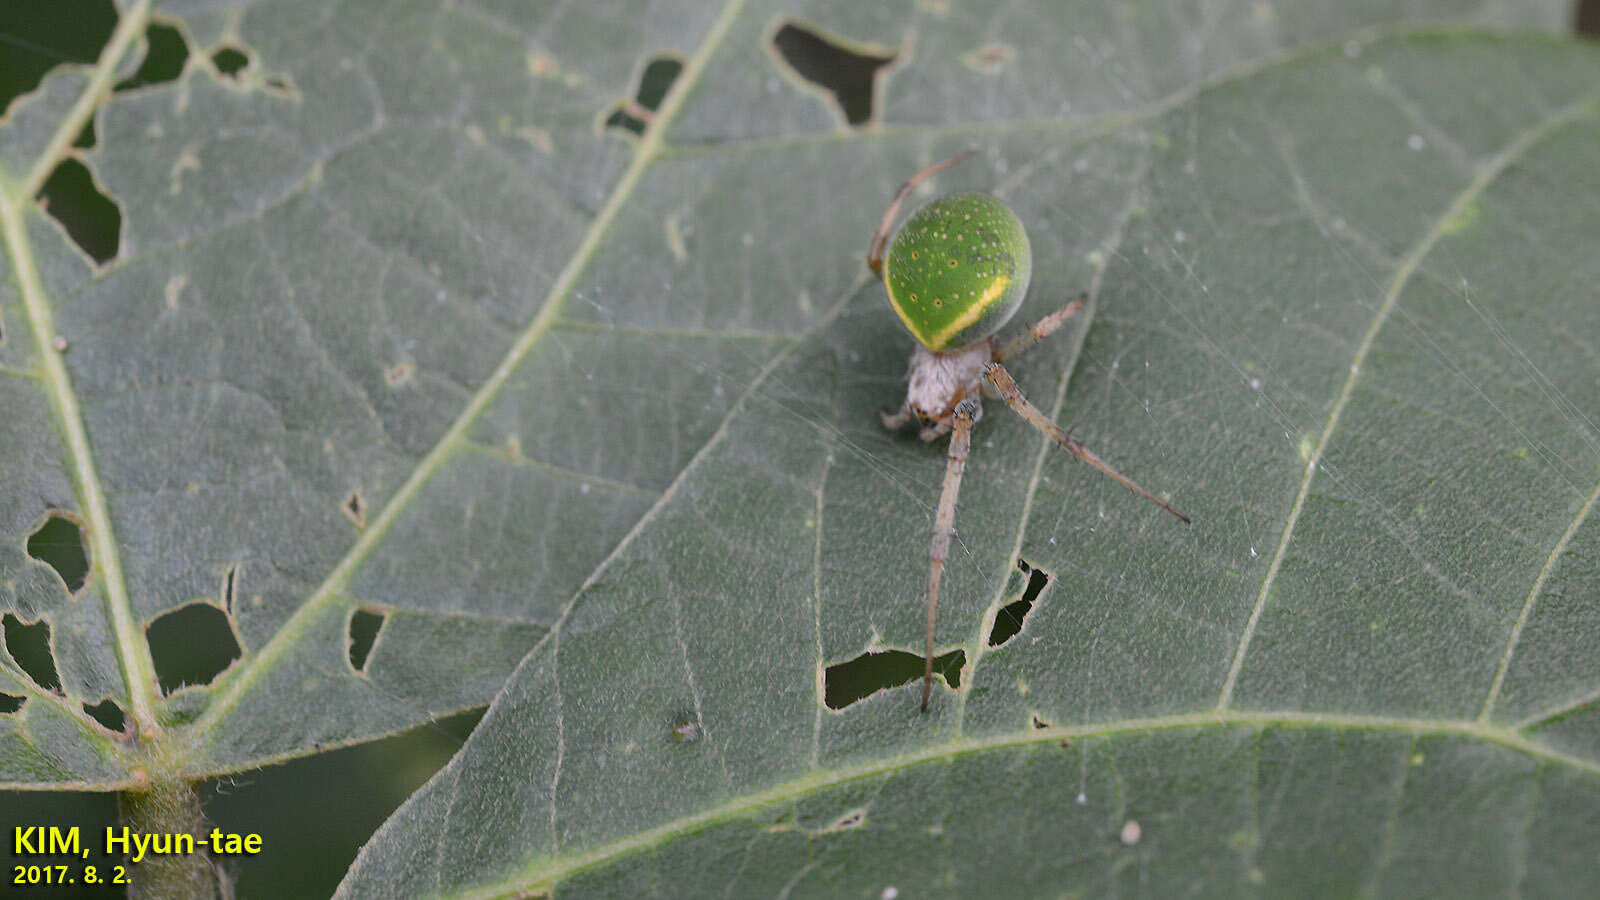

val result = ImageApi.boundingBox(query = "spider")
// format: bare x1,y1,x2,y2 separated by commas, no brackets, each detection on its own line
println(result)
867,151,1191,711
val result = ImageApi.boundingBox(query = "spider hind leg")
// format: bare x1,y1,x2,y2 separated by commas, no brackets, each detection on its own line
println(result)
984,361,1190,524
995,293,1087,362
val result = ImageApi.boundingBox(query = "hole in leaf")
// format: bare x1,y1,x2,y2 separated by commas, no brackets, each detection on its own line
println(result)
114,22,188,92
603,54,681,137
147,602,242,695
824,648,964,709
988,558,1049,648
212,46,249,78
826,809,866,831
2,613,61,692
37,157,120,265
1031,715,1050,730
221,563,237,614
634,56,682,111
27,512,90,593
83,697,126,732
604,107,647,136
770,21,896,126
347,608,385,672
342,491,366,527
72,117,95,148
0,0,117,114
0,692,22,714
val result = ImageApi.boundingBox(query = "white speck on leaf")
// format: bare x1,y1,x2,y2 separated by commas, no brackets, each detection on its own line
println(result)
1407,134,1425,151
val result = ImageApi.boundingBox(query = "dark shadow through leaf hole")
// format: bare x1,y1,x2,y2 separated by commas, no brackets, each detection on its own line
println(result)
0,692,22,714
147,602,242,695
988,558,1048,647
83,697,126,732
636,56,682,111
3,613,61,692
347,609,385,672
27,513,90,593
770,21,895,126
115,22,189,92
38,157,120,264
0,0,117,113
343,491,366,527
824,648,964,709
212,46,250,77
604,108,647,135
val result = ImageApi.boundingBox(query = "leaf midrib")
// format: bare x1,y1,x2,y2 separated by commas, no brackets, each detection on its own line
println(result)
0,0,157,733
187,0,754,744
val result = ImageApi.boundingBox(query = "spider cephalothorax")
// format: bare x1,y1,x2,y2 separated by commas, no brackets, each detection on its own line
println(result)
866,151,1190,710
881,340,992,440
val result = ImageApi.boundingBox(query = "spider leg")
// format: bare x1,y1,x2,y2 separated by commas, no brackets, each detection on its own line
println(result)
918,418,954,442
994,293,1087,363
923,397,980,711
880,404,913,431
984,362,1190,524
867,150,976,279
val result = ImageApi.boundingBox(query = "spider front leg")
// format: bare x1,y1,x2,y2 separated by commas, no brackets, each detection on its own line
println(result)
880,404,913,431
984,362,1190,524
879,404,956,441
921,396,981,711
867,150,976,279
994,293,1087,362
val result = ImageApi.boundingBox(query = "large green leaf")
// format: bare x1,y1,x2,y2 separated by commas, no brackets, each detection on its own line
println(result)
333,11,1600,900
2,0,1598,897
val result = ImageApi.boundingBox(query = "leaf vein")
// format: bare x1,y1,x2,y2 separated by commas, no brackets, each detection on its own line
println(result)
187,0,753,745
1216,86,1600,710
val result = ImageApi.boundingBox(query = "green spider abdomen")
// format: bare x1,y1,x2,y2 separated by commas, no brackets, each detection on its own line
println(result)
883,193,1032,352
